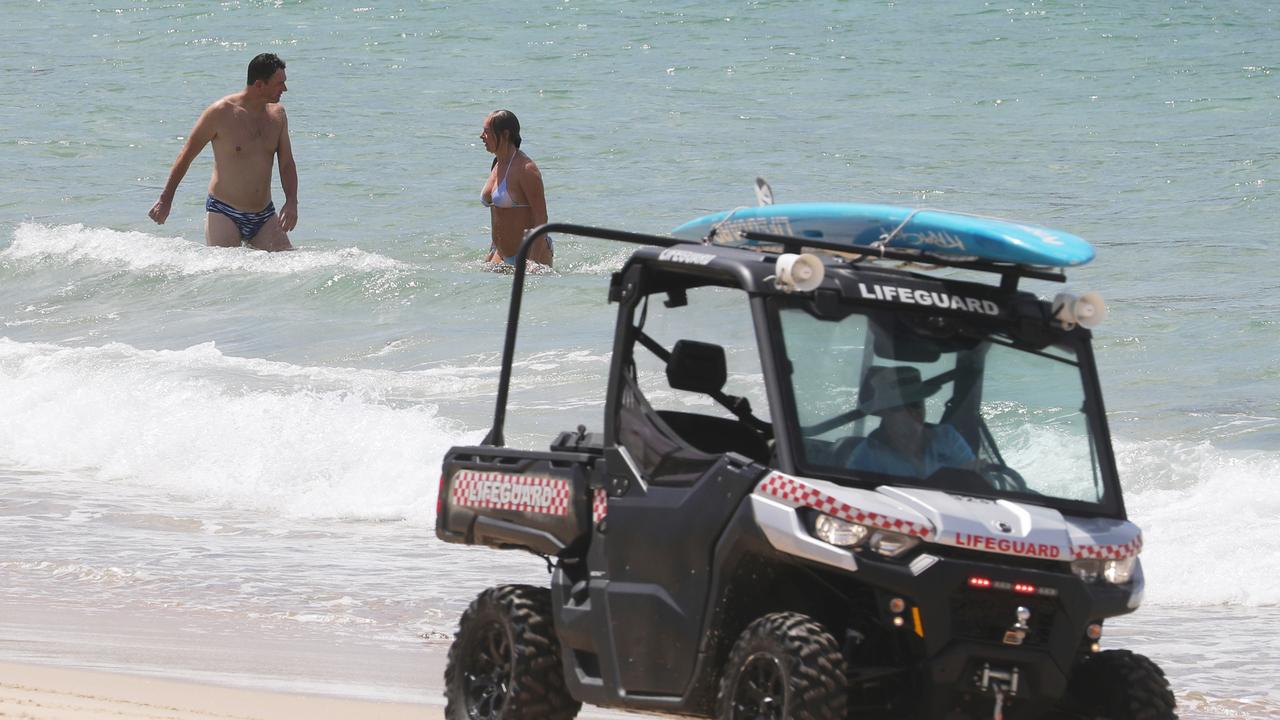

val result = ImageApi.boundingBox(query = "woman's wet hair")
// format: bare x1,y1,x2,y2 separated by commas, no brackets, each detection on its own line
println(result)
488,110,522,149
247,53,286,85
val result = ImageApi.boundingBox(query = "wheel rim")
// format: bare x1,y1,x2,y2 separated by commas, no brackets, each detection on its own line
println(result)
463,622,512,720
730,651,787,720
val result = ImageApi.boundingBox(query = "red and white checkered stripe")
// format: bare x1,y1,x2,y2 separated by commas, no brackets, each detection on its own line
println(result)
757,471,933,540
592,488,608,524
1072,534,1142,560
450,470,572,517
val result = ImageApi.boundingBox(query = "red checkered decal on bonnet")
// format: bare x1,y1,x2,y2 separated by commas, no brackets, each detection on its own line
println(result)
450,470,571,516
758,471,933,539
1072,534,1142,560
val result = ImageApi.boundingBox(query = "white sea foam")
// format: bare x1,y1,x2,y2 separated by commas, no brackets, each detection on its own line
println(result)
1116,438,1280,607
2,338,1276,608
0,337,482,520
3,223,409,276
561,248,636,276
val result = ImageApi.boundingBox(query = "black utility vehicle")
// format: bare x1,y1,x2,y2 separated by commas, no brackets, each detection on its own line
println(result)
435,215,1176,720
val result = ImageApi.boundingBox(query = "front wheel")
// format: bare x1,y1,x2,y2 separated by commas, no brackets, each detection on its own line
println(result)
716,612,847,720
443,584,581,720
1057,649,1178,719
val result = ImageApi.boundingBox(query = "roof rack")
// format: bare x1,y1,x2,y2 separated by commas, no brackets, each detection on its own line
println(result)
735,229,1067,292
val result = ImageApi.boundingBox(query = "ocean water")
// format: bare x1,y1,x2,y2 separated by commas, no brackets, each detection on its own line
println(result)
1,1,1277,715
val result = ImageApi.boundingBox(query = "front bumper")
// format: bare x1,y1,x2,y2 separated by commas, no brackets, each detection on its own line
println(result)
840,549,1141,715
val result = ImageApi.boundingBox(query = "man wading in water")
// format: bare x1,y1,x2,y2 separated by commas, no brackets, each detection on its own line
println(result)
149,53,297,251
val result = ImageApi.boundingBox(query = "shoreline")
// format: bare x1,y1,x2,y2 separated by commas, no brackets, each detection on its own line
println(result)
0,660,439,720
0,598,446,718
0,598,645,719
0,597,441,704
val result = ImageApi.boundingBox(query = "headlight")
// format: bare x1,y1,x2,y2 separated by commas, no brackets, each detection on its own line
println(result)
868,529,919,558
808,513,920,558
1103,556,1137,584
1071,556,1137,584
812,513,869,547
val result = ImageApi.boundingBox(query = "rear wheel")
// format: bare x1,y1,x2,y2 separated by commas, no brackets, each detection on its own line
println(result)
444,584,581,720
716,612,847,720
1057,649,1178,719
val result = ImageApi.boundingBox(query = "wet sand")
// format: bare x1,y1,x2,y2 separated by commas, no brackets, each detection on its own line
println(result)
0,599,644,720
0,661,438,720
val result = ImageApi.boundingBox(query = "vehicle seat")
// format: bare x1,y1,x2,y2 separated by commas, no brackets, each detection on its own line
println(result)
657,410,769,464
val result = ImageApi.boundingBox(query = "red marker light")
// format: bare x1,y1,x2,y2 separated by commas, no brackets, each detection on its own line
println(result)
969,576,1048,596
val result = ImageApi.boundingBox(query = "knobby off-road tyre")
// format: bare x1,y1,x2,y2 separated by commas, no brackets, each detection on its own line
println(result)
716,611,848,720
443,584,581,720
1059,649,1178,720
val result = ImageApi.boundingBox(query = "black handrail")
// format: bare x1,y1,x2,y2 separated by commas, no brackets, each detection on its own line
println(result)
481,223,684,447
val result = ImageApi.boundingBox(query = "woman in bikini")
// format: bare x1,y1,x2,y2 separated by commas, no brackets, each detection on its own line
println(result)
480,110,554,267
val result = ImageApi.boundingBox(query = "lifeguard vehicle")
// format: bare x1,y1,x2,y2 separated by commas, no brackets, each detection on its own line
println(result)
435,189,1176,720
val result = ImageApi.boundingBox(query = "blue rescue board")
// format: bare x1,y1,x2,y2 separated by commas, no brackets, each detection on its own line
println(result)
671,203,1095,268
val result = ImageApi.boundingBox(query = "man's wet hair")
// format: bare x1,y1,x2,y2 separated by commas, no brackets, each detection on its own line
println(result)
489,110,522,149
247,53,286,85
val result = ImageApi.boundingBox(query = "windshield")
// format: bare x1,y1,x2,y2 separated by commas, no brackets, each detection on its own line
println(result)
778,303,1109,507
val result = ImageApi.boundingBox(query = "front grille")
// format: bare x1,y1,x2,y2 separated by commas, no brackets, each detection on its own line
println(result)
949,590,1057,648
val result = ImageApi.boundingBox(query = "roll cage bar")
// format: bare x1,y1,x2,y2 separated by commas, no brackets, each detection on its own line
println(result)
481,223,682,447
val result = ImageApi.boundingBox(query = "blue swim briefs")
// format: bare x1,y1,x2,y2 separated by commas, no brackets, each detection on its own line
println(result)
205,195,276,240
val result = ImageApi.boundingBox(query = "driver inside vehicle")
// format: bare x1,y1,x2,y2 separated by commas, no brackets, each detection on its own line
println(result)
847,366,975,479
